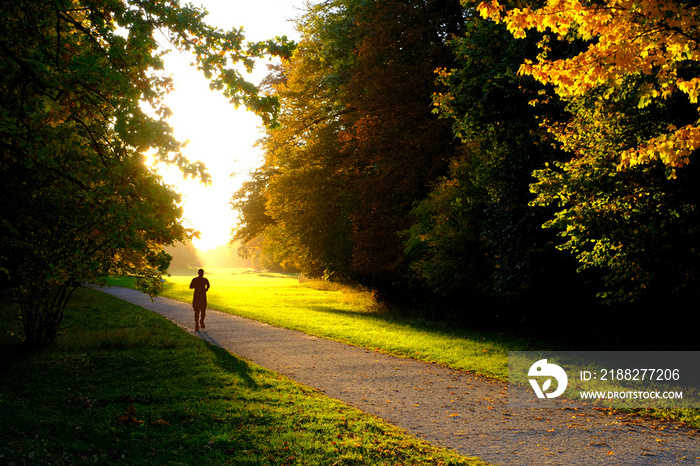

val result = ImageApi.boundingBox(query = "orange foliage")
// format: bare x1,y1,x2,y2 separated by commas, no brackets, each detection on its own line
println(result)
477,0,700,174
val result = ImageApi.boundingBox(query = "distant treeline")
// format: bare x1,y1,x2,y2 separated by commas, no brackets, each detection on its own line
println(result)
232,0,699,344
165,241,256,270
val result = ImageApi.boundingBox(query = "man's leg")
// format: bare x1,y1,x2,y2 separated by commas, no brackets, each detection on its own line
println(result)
200,308,206,329
194,308,200,331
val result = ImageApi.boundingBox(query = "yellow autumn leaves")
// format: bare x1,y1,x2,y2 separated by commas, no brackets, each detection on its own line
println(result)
476,0,700,175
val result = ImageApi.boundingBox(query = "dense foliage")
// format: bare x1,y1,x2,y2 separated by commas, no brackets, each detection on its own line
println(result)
0,0,288,347
480,0,700,305
234,0,465,294
233,0,699,332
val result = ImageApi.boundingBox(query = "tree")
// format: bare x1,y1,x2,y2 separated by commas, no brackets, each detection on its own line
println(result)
479,0,700,303
403,143,493,301
233,24,355,277
478,0,700,171
234,0,465,294
338,0,464,290
404,8,586,317
530,79,700,304
0,0,288,347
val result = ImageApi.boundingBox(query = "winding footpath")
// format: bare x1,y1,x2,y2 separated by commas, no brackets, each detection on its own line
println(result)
95,286,700,465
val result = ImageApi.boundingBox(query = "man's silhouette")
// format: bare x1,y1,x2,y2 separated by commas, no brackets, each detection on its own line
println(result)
189,269,210,331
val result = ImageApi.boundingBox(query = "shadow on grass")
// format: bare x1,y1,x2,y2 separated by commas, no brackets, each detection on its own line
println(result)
302,303,535,349
201,338,259,389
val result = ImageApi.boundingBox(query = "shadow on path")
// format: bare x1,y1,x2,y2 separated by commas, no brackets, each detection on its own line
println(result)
205,341,259,389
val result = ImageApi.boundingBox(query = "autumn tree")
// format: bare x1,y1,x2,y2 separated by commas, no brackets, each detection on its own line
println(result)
233,11,356,276
234,0,465,294
338,0,464,290
479,0,700,172
479,0,700,303
530,77,700,304
403,7,593,320
0,0,287,347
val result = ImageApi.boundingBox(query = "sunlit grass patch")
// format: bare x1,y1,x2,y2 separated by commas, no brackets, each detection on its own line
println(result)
149,268,520,380
299,275,380,310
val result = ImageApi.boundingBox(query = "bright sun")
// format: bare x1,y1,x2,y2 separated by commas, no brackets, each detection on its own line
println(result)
148,0,300,253
152,55,263,252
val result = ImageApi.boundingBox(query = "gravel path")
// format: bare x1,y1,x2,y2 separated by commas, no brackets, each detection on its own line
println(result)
94,286,700,465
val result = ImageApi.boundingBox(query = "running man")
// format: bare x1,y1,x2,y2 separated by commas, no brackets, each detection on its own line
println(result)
189,269,210,331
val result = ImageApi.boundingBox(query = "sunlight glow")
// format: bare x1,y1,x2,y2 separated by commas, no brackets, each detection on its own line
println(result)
152,0,300,252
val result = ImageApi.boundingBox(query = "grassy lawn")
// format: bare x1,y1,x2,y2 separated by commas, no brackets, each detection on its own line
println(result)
0,288,488,465
149,268,536,381
146,268,700,431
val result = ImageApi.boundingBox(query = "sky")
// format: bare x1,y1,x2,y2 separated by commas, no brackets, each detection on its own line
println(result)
151,0,303,251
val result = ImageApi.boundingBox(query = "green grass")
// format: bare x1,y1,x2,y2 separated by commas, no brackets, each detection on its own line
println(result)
147,268,700,431
149,268,534,381
0,288,488,465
